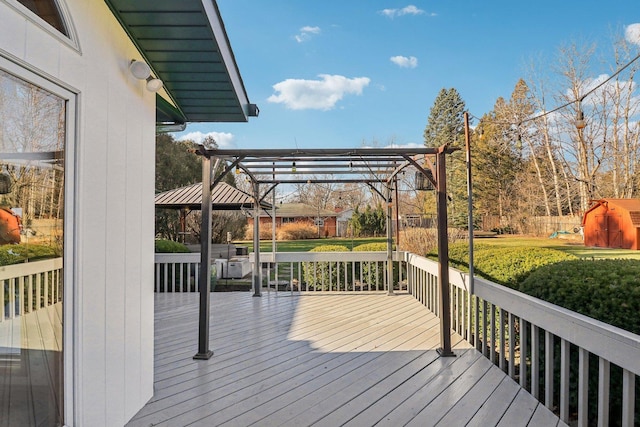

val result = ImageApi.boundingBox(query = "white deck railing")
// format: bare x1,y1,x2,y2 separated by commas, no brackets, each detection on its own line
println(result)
0,257,63,321
403,251,639,427
256,251,398,292
154,253,202,293
154,251,400,293
154,249,639,425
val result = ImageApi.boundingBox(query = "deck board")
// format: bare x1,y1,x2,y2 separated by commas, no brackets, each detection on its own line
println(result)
126,292,565,427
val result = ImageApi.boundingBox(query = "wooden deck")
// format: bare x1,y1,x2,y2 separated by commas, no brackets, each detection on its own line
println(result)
127,292,565,427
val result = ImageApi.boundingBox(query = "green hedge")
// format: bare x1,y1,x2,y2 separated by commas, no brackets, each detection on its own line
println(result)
429,242,576,288
353,242,397,289
521,259,640,425
0,244,58,266
520,259,640,334
302,245,350,290
154,239,190,253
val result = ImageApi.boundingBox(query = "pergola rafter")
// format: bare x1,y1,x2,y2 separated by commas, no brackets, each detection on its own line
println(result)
193,145,457,360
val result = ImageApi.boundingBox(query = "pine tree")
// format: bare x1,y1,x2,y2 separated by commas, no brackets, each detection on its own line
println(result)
422,88,468,223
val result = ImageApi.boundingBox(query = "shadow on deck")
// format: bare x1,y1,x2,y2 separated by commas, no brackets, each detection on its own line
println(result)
126,292,565,427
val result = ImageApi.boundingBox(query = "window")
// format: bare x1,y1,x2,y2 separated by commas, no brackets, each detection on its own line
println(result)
282,217,296,224
15,0,68,36
0,67,68,426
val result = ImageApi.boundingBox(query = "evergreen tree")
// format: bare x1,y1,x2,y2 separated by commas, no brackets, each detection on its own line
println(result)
422,88,468,223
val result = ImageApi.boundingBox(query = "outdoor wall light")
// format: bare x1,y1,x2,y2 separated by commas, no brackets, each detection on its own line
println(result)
291,161,297,173
130,59,163,92
129,59,151,79
145,76,163,92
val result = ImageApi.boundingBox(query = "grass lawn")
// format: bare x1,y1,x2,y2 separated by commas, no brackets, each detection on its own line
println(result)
235,234,640,260
237,237,386,252
475,235,640,260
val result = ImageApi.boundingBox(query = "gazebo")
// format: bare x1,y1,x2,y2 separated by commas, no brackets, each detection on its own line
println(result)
191,145,458,360
155,181,271,241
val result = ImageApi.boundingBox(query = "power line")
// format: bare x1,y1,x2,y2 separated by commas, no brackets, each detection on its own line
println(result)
469,51,640,127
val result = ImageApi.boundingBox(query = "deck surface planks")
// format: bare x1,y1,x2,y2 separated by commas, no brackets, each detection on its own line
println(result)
127,292,565,427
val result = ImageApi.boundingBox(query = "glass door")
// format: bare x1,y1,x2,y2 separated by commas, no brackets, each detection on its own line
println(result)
0,68,66,427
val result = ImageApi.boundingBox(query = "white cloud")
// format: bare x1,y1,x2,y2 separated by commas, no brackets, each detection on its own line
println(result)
294,26,321,43
380,5,432,18
267,74,371,110
625,23,640,45
390,55,418,68
177,131,235,148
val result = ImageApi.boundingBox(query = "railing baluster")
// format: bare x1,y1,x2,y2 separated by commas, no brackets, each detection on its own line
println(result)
578,348,589,426
482,300,488,357
508,312,515,379
520,318,527,389
9,277,15,318
19,276,25,316
545,330,554,410
597,357,610,427
560,338,570,423
475,295,481,352
622,369,635,427
499,308,506,372
36,273,42,309
490,303,496,364
531,325,539,399
466,290,472,343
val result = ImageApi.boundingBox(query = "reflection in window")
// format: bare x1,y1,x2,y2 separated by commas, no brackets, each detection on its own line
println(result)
0,69,65,426
16,0,68,36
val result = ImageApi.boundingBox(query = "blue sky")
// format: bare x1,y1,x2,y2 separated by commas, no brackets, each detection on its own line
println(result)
176,1,640,150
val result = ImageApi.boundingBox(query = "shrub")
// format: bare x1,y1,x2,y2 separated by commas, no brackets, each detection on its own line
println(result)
520,259,640,334
0,243,58,266
352,242,396,289
277,222,317,240
353,242,388,251
154,239,190,253
521,259,640,425
429,242,576,288
244,224,274,240
399,228,438,255
302,245,349,290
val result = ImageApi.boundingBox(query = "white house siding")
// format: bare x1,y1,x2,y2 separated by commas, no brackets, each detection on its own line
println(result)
0,1,155,426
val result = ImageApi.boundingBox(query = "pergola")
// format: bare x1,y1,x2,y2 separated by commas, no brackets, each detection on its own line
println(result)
193,145,458,360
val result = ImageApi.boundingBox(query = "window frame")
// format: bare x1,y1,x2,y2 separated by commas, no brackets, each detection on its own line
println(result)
0,52,78,426
3,0,80,52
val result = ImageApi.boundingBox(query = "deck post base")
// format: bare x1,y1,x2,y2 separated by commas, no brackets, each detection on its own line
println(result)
436,348,456,357
193,350,214,360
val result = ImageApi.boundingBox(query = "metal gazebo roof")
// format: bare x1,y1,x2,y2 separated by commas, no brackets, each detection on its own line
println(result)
154,181,271,211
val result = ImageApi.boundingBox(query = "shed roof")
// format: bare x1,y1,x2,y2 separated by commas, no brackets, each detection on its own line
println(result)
105,0,257,125
155,182,269,210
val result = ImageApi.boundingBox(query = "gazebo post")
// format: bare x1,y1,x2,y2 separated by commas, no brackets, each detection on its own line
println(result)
386,183,395,296
194,155,217,360
252,180,261,297
436,148,455,357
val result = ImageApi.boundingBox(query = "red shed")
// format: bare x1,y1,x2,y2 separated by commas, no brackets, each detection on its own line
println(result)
582,198,640,249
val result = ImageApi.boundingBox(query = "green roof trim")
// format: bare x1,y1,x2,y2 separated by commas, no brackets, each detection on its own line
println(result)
105,0,257,124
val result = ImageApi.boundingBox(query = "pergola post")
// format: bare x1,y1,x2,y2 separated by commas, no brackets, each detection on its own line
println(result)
194,155,215,360
436,149,455,357
386,184,394,296
252,180,261,297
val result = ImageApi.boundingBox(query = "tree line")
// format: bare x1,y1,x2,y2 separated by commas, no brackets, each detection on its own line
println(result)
422,33,639,232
